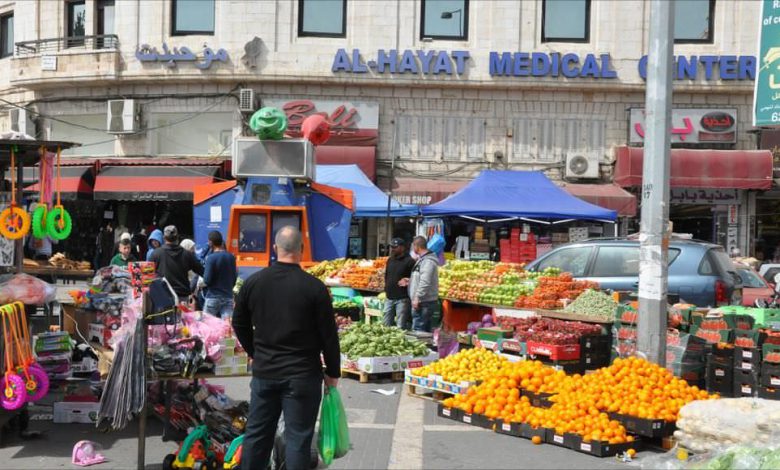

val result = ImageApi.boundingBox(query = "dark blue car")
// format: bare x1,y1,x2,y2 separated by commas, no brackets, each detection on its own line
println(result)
525,238,742,307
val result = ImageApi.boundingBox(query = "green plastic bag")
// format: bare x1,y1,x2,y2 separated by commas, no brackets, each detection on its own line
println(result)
318,387,350,465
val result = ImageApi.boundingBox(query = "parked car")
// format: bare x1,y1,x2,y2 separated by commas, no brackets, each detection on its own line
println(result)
525,238,742,307
735,263,774,307
758,263,780,286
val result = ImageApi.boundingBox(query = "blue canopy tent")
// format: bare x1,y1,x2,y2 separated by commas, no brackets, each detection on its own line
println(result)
316,164,419,217
421,170,617,223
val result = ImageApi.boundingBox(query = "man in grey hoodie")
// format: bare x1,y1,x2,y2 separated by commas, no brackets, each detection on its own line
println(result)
407,236,440,332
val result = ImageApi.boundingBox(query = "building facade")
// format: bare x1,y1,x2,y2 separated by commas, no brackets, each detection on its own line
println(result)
0,0,770,257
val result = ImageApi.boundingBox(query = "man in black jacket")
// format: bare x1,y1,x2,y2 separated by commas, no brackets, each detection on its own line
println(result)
233,225,340,470
149,225,204,299
383,237,415,329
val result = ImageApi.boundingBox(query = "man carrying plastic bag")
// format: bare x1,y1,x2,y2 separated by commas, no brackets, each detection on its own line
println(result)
233,227,342,470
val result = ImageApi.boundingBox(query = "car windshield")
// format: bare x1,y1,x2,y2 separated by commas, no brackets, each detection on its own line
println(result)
737,268,767,288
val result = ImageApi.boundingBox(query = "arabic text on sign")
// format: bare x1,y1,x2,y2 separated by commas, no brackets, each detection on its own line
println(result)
136,43,229,69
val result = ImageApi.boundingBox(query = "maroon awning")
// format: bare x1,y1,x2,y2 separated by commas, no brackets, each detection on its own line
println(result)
614,146,773,189
561,183,637,217
388,177,469,206
315,146,376,180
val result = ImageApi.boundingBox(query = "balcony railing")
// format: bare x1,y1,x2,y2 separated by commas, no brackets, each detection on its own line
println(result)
14,34,119,57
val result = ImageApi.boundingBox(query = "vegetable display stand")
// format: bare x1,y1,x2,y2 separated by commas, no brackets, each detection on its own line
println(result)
340,367,404,384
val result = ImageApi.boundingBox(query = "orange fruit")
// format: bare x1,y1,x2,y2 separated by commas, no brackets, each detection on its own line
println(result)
531,435,543,445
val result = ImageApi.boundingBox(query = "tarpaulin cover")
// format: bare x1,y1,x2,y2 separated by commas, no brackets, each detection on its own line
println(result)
309,191,352,261
316,164,418,217
25,166,95,200
94,165,220,201
421,170,617,221
613,146,774,189
561,183,637,217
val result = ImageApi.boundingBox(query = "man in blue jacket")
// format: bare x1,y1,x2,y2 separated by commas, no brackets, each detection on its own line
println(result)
203,231,237,319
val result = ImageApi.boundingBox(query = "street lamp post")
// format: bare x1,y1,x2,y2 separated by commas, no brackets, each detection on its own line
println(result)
440,9,462,37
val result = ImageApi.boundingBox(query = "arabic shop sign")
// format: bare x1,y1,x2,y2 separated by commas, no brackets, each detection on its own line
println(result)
135,43,228,69
332,49,756,81
629,108,738,144
754,0,780,126
670,189,740,205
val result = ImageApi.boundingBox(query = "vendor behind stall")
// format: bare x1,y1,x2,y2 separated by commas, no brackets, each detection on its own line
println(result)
384,237,415,329
150,225,204,299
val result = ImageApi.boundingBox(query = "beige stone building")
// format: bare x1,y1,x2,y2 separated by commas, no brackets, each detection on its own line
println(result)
0,0,771,258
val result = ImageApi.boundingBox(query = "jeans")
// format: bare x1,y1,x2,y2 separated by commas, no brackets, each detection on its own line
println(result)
243,375,323,470
412,300,440,332
383,298,411,330
203,296,234,319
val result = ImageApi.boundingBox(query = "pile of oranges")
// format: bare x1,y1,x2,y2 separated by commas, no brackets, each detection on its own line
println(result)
549,357,718,422
411,348,506,383
441,356,720,444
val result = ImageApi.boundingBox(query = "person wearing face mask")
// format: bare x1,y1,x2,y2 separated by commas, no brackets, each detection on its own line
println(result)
406,236,440,332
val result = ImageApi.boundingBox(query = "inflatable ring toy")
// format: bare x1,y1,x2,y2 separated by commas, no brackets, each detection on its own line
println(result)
46,206,72,240
0,206,30,240
31,204,48,239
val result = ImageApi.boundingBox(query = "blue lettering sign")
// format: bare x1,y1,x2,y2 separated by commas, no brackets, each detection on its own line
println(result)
580,54,599,77
332,48,351,72
417,50,436,74
739,56,755,80
351,49,368,73
433,51,453,74
561,53,580,78
719,55,738,80
677,56,697,79
490,52,512,76
377,49,397,73
600,54,617,78
398,50,418,74
452,51,470,74
515,53,530,76
531,53,549,76
700,55,718,80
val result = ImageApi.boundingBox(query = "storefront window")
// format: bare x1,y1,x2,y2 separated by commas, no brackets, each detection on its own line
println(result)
421,0,468,40
49,114,116,156
149,112,232,156
238,214,267,253
674,0,714,43
172,0,215,36
0,13,13,59
542,0,590,43
298,0,346,37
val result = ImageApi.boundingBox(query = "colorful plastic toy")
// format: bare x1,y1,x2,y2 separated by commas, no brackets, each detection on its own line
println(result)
72,440,107,467
223,434,243,470
3,302,49,403
249,107,288,140
301,114,331,145
162,425,218,470
0,148,30,241
46,147,73,241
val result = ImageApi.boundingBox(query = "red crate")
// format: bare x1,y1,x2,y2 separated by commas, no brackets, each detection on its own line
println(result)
527,342,581,361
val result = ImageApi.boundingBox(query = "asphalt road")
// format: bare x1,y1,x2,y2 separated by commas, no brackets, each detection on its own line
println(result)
0,375,644,469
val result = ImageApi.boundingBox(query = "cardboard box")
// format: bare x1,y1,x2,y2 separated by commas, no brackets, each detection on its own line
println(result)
88,323,105,344
399,351,438,370
62,304,97,338
341,355,401,374
53,401,100,424
527,342,581,361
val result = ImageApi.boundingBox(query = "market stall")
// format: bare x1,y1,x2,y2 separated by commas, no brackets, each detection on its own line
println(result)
316,164,418,258
421,170,617,263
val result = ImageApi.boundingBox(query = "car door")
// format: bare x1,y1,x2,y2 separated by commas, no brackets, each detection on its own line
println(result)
585,245,641,291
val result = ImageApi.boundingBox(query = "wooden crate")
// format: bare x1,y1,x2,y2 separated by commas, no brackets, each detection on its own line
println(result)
340,368,404,384
406,384,456,402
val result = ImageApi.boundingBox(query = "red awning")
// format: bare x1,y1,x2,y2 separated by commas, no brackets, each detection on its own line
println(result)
315,146,376,180
388,177,469,206
614,146,774,190
94,165,220,201
561,183,637,217
25,166,95,200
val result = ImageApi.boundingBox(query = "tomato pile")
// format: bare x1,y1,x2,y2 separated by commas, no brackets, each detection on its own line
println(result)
497,316,602,345
514,273,599,310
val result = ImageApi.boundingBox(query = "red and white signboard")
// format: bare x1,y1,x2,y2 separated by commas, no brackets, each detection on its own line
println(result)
629,108,738,144
263,99,379,145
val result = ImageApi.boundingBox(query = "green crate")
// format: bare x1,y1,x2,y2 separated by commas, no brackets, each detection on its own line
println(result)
690,325,734,344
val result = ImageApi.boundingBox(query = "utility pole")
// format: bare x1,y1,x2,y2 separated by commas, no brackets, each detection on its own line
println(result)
637,0,674,366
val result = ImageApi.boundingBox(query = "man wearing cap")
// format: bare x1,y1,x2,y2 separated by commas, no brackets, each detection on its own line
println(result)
150,225,204,299
383,237,416,330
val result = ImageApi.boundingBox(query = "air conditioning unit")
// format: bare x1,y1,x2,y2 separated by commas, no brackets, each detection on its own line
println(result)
238,88,256,113
564,154,600,179
106,99,137,134
9,108,35,137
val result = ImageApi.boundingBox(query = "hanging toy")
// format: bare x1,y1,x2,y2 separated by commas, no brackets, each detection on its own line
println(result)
8,303,48,401
32,146,49,239
0,147,30,240
46,146,72,241
249,107,288,140
301,114,332,145
0,305,26,410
